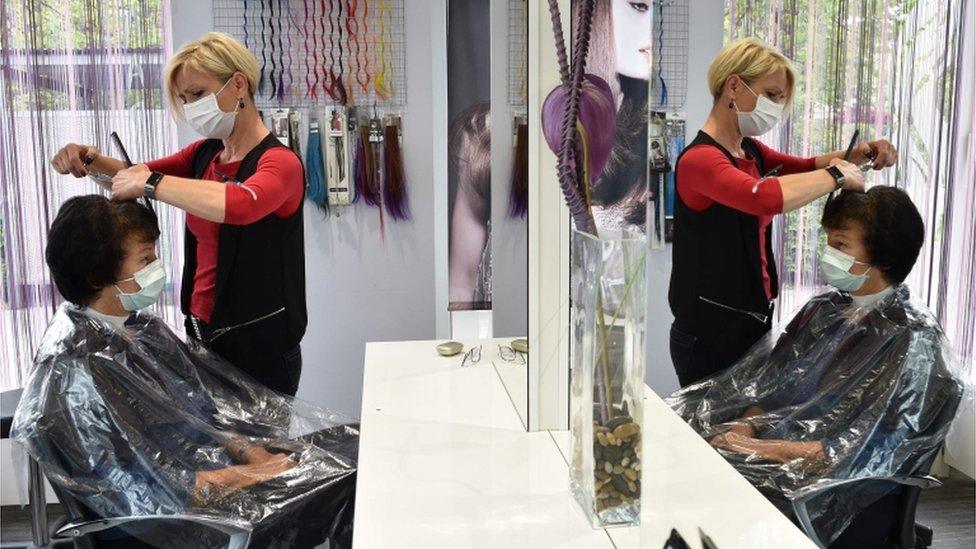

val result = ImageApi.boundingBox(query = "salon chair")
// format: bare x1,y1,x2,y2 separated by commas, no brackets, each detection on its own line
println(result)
2,388,250,549
1,388,60,549
792,388,962,549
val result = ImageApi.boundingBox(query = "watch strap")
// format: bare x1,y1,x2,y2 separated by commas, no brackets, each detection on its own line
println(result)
144,171,164,199
826,165,845,191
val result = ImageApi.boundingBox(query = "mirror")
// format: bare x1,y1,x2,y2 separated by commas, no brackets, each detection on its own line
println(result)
524,0,656,432
447,0,529,427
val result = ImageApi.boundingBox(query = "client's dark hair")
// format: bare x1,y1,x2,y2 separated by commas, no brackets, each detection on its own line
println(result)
46,196,160,306
821,186,924,284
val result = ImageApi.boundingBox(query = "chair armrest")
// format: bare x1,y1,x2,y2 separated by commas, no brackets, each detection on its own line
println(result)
790,475,942,548
54,513,252,549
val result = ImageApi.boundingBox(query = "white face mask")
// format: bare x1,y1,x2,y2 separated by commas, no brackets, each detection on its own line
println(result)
734,81,784,137
182,79,240,139
115,259,167,311
820,245,872,293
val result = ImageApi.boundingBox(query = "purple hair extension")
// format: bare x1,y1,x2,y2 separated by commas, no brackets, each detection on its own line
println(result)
542,74,615,183
508,120,528,218
383,121,410,220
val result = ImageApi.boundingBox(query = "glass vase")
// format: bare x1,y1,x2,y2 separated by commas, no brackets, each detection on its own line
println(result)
569,227,647,528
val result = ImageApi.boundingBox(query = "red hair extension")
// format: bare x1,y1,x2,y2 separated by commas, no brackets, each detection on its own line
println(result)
305,0,318,98
345,0,360,105
383,120,409,220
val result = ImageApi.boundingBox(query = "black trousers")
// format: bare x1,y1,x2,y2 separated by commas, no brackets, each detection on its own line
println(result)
669,320,770,388
185,316,303,396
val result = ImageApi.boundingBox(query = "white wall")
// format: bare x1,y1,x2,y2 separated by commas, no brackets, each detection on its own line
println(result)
297,0,438,417
644,0,725,397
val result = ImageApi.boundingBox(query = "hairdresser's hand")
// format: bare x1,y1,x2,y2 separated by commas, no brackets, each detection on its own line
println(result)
828,158,866,192
852,139,897,170
111,164,150,201
51,143,99,178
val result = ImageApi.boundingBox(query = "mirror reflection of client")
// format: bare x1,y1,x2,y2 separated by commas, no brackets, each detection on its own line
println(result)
449,101,492,310
667,187,966,547
12,196,358,548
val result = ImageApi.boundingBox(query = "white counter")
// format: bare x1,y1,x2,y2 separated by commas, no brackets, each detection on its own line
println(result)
353,340,815,549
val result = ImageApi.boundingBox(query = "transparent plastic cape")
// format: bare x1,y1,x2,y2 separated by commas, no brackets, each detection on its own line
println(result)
11,304,358,548
666,285,968,547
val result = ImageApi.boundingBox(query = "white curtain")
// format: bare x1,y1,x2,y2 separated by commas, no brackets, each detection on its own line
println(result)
0,0,183,390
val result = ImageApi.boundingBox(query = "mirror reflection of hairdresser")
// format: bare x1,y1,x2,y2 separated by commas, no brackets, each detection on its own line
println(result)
449,102,493,310
579,0,654,231
668,38,898,387
50,32,307,396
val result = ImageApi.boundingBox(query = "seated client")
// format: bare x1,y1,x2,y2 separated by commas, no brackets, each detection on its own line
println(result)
12,196,358,548
667,187,966,546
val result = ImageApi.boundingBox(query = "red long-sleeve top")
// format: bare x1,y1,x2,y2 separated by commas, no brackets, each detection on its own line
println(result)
146,140,303,323
676,139,816,299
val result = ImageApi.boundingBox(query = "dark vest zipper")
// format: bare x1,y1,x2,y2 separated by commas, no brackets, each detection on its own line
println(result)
210,307,287,341
698,296,769,324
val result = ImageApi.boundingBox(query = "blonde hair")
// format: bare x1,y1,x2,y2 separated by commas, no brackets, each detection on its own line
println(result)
164,32,259,117
707,38,796,104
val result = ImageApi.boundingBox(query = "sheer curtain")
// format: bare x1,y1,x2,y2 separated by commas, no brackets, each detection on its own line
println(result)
725,0,975,367
0,0,184,390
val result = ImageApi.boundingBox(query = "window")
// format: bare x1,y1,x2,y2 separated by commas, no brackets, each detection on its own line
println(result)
725,0,975,366
0,0,184,390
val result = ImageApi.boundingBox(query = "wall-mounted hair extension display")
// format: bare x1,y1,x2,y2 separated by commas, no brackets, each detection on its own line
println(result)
270,109,292,147
305,120,330,215
368,118,384,200
258,0,268,96
221,0,406,107
325,106,354,207
288,110,303,156
268,0,278,99
344,0,359,105
373,0,392,100
655,0,667,108
304,0,318,99
358,0,374,95
508,116,528,218
282,0,294,100
382,116,409,220
328,0,349,104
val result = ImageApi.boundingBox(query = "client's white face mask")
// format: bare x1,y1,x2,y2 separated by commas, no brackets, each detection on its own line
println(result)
734,81,784,137
820,245,872,293
183,79,240,139
115,260,166,311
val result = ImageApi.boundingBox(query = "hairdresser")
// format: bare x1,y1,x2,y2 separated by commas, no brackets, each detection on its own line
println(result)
668,37,897,388
50,32,307,396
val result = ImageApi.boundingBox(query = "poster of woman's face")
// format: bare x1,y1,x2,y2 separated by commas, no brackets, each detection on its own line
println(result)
447,0,492,311
576,0,653,233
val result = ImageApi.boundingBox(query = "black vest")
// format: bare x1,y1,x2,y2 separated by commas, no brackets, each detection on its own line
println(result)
668,131,778,363
184,133,307,350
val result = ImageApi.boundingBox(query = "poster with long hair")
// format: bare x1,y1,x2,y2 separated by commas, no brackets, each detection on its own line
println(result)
448,0,492,311
575,0,653,233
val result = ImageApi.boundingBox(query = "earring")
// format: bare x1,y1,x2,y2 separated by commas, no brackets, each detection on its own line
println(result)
237,98,245,109
728,98,734,109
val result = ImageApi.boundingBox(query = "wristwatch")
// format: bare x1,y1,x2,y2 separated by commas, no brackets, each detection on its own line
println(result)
826,165,845,191
144,171,164,199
